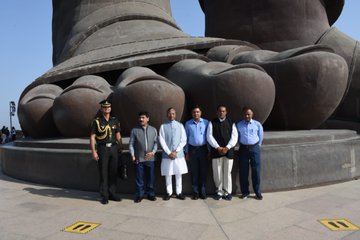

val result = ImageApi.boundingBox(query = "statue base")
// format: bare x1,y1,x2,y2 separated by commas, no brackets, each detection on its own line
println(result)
1,130,359,194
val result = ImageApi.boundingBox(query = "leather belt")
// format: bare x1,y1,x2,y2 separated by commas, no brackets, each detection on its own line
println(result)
188,144,207,149
240,142,259,148
98,142,116,147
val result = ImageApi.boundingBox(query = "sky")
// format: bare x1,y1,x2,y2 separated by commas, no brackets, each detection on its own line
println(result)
1,0,359,130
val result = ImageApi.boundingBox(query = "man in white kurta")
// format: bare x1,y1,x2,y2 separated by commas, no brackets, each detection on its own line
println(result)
159,108,188,200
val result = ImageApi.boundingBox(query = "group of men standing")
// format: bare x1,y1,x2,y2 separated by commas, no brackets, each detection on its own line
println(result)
90,100,264,204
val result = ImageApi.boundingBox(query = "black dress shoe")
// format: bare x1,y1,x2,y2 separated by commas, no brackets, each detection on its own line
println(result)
240,193,249,199
255,193,263,200
192,193,199,200
176,193,186,200
214,194,222,200
200,193,207,200
163,194,171,201
147,195,157,201
110,194,122,202
101,197,109,205
134,197,143,203
222,194,232,201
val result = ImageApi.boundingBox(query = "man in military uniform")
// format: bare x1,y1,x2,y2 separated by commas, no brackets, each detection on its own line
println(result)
90,100,122,204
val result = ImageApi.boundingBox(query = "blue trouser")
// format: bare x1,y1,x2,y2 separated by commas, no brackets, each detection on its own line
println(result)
188,145,209,195
238,144,261,195
134,160,155,197
97,144,118,199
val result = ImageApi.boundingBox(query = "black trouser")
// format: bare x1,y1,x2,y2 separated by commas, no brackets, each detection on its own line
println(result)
97,144,118,199
188,145,209,195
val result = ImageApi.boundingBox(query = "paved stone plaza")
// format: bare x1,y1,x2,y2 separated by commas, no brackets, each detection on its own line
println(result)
0,161,359,240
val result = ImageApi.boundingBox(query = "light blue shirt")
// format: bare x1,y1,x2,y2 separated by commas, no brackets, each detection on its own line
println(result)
185,118,209,150
236,119,264,146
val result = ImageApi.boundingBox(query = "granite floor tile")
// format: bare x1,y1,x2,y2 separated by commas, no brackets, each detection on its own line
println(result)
221,207,314,239
115,217,208,240
1,166,360,240
286,194,355,215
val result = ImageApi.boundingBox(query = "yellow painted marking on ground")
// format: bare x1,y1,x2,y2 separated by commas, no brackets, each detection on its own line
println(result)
319,219,359,231
63,221,100,234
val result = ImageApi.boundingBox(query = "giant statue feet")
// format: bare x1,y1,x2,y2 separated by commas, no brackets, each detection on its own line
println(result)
18,0,350,137
206,45,349,129
18,45,348,137
201,0,360,124
19,58,275,137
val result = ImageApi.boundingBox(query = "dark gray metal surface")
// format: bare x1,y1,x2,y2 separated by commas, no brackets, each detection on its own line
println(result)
17,0,357,138
1,130,359,193
202,0,359,125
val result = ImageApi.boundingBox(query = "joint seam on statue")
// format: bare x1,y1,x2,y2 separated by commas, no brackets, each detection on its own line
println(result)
135,0,173,17
61,85,105,94
347,40,359,88
62,15,181,62
54,39,225,72
30,50,206,87
315,26,334,45
72,1,174,30
26,96,56,103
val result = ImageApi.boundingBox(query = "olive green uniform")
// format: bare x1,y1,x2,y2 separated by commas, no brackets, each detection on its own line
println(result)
91,115,120,200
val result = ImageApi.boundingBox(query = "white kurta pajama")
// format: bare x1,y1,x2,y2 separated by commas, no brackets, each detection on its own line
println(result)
159,120,188,195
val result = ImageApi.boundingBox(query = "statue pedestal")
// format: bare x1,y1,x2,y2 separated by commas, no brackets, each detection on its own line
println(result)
261,130,360,191
1,130,359,194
